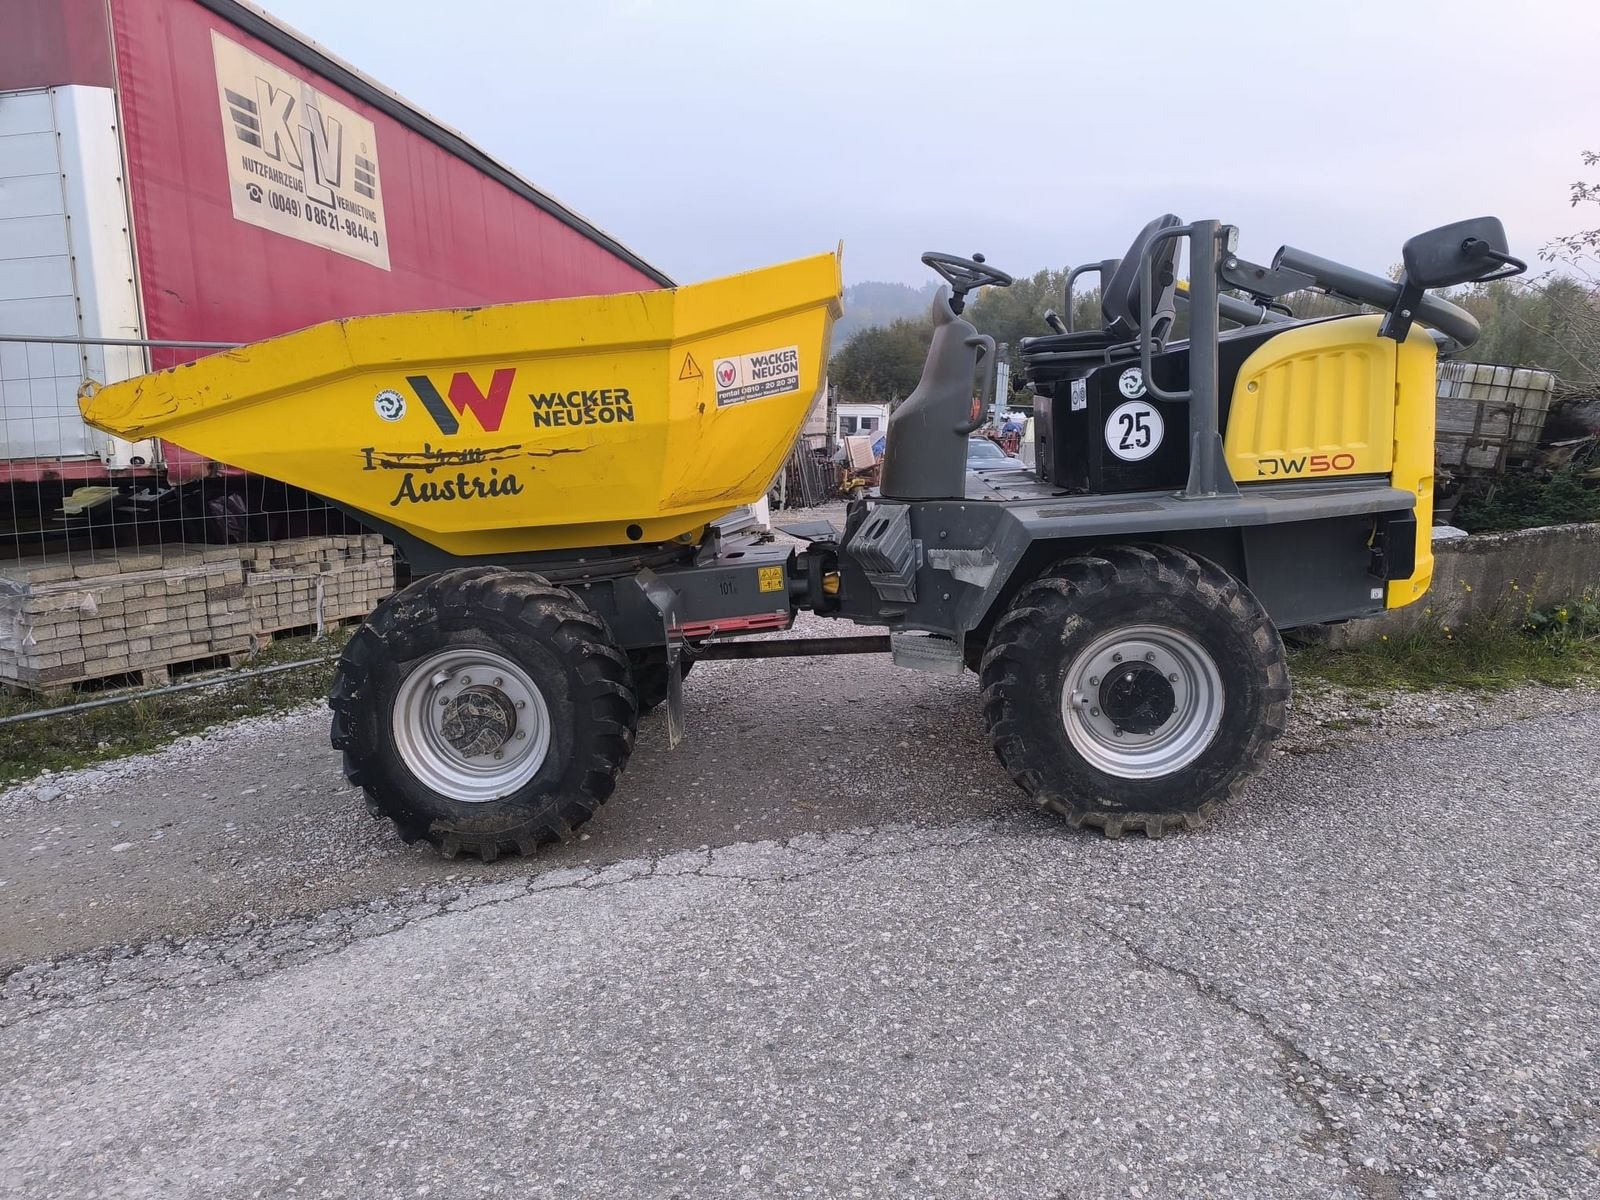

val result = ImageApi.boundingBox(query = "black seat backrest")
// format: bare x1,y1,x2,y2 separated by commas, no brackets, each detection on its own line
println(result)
879,286,989,501
1101,213,1183,343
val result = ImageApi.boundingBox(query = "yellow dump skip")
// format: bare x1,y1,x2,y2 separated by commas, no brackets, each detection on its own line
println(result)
82,253,843,555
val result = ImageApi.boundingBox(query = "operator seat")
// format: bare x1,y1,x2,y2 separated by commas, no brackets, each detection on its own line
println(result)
1019,213,1184,363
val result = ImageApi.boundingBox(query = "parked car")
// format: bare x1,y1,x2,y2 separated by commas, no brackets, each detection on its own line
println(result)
967,436,1017,474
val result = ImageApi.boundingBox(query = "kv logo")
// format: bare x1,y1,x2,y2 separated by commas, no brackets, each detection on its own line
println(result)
227,77,343,207
399,370,517,435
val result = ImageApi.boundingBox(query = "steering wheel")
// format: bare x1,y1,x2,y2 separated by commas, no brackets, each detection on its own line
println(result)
921,251,1013,312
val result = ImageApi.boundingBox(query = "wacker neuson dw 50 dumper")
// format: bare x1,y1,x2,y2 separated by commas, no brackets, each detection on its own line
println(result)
82,216,1525,858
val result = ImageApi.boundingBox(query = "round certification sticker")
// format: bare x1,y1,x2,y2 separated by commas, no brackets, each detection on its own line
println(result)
374,389,406,422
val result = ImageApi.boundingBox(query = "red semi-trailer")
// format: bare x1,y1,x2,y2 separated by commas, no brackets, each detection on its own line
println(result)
0,0,667,514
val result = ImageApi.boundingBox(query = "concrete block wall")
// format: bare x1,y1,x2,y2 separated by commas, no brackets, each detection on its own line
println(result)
1317,523,1600,647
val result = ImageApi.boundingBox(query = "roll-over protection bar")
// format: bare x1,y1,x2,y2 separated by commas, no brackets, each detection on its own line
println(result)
1063,260,1118,332
1176,283,1292,328
1273,246,1481,347
1134,218,1493,502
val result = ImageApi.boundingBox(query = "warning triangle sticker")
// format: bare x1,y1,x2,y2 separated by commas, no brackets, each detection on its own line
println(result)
679,352,703,381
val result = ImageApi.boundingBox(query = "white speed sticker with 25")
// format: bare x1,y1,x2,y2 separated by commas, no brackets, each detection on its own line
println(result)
1104,399,1163,462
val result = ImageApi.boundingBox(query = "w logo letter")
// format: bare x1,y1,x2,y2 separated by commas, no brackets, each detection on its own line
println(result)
405,369,516,435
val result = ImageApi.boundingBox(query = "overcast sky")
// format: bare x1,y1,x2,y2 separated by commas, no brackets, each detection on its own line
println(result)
265,0,1597,287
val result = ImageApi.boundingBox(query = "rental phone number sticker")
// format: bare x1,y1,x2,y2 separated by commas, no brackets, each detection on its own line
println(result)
713,346,800,407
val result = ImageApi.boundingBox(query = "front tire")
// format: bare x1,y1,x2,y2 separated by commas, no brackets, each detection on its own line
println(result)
980,545,1288,837
330,567,637,860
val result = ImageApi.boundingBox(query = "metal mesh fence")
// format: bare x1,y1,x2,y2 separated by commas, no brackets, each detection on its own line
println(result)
0,334,393,695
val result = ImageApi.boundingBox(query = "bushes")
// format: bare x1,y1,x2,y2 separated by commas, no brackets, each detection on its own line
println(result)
1455,467,1600,533
1524,594,1600,649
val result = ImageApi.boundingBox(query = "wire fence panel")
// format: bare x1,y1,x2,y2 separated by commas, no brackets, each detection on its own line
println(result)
769,436,841,510
0,335,393,696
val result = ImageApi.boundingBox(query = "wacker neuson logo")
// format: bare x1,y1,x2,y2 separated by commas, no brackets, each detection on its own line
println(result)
211,31,390,270
713,346,800,408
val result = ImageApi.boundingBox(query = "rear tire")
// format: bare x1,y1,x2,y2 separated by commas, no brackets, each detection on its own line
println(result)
980,545,1288,837
330,567,637,860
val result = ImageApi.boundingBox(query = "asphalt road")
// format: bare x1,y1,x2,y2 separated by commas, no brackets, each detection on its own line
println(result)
2,643,1598,1198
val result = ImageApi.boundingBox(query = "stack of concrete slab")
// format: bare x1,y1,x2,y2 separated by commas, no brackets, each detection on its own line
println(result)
243,534,393,648
0,534,394,692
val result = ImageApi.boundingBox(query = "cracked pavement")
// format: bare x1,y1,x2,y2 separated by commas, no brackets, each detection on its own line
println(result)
2,647,1598,1198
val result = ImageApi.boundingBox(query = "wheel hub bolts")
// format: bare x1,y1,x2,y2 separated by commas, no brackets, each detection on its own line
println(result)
1097,661,1178,736
440,686,519,758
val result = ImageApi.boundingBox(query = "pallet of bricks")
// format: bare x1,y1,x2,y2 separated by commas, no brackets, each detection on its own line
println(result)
245,534,394,647
0,534,394,694
0,547,251,691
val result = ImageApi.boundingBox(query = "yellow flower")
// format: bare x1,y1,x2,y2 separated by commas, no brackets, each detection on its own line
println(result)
1462,583,1473,593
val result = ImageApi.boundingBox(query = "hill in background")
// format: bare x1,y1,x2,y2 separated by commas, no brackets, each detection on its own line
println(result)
834,280,940,345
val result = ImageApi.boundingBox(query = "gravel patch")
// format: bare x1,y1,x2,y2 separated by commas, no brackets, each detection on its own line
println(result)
1281,678,1600,754
3,709,1597,1198
0,702,328,816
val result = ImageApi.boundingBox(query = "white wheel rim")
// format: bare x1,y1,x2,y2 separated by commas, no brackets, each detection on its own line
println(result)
391,648,552,803
1060,624,1224,778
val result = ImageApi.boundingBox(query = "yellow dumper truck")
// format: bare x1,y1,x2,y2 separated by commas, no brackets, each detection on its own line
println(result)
83,215,1523,858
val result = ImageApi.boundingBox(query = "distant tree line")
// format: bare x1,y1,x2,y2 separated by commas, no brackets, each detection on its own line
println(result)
826,268,1103,407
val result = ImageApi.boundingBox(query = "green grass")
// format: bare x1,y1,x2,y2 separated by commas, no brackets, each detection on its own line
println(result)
0,628,349,786
1316,715,1376,732
1289,601,1600,693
